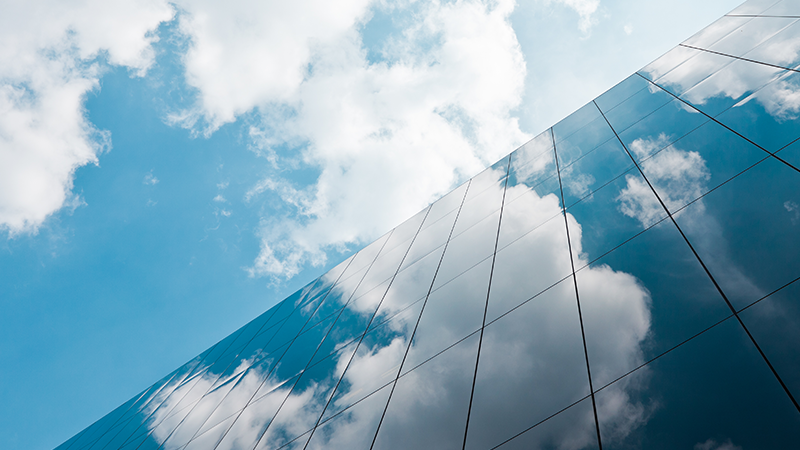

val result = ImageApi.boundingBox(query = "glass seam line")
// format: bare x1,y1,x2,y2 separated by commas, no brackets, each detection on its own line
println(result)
368,178,473,449
727,14,800,18
86,338,221,450
235,231,391,450
680,43,800,74
300,204,433,450
174,259,357,450
635,72,800,175
492,270,800,449
124,331,249,450
552,127,604,450
593,99,800,414
461,154,512,450
205,242,368,450
135,278,324,450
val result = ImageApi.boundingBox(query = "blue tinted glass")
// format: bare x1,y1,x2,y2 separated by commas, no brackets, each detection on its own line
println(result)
675,157,800,310
595,319,800,448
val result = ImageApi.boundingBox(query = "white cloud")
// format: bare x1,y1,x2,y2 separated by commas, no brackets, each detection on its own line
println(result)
624,24,633,35
694,439,742,450
617,134,709,227
785,200,799,225
167,0,373,134
553,0,601,33
143,170,160,185
0,0,173,234
238,0,529,279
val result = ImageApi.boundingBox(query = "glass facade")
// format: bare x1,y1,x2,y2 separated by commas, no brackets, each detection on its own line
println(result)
57,1,800,449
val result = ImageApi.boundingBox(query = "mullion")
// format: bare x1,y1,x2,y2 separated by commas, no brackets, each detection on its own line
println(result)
552,127,604,449
461,154,512,450
368,178,472,449
299,204,432,450
636,73,800,172
593,98,800,414
152,277,344,450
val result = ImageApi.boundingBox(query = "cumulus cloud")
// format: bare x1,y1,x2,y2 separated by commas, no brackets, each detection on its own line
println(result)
617,134,709,227
0,0,173,234
230,0,529,279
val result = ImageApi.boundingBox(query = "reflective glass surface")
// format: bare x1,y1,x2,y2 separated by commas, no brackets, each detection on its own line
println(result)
58,2,800,449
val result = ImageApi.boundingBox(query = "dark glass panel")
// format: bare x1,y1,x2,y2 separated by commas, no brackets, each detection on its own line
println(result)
488,397,599,450
595,319,800,449
577,219,731,389
465,278,591,450
776,135,800,167
712,70,800,153
601,79,674,134
634,120,767,216
614,97,710,164
562,169,667,273
372,333,480,450
559,138,632,210
674,157,800,310
739,278,800,402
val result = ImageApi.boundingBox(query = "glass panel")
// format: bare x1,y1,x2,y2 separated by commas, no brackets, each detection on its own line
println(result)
371,333,480,450
552,102,603,145
728,0,783,15
465,279,591,450
301,384,393,450
508,129,554,169
595,318,800,448
762,0,800,15
776,135,800,167
650,48,735,98
674,157,800,310
634,120,767,216
577,219,731,389
639,46,704,84
401,257,490,375
559,138,633,210
486,152,570,323
594,74,651,114
683,16,754,49
463,155,509,204
704,17,798,59
712,69,800,153
399,207,457,270
486,397,599,450
380,207,427,255
680,58,787,117
739,277,800,401
601,79,674,134
422,182,468,231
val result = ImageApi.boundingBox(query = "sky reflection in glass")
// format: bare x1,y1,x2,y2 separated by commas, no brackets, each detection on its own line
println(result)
58,1,800,449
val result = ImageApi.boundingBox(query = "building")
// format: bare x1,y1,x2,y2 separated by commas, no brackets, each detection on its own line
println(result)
56,1,800,449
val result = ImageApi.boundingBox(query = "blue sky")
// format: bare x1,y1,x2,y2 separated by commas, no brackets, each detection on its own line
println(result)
0,1,743,449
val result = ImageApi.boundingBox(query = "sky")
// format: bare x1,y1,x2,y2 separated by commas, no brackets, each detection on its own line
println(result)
0,1,745,449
